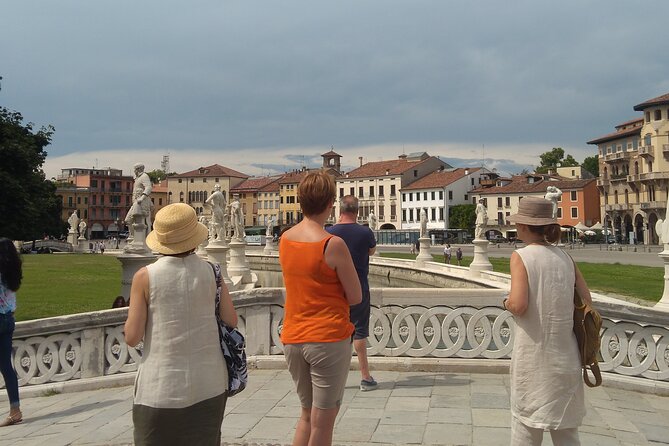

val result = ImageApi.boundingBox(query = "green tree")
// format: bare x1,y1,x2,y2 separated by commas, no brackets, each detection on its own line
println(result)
582,155,599,177
536,147,579,173
449,204,476,233
0,107,66,240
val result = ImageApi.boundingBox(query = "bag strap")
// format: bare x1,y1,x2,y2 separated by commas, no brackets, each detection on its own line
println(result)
584,363,602,387
208,261,223,321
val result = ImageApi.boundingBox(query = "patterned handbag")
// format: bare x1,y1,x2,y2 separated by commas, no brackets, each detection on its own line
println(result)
209,262,248,396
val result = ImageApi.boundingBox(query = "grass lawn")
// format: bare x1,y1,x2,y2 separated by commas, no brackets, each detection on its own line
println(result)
17,254,121,321
380,252,663,303
14,251,661,321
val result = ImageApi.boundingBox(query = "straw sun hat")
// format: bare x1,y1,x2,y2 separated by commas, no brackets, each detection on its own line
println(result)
146,203,209,255
507,196,558,226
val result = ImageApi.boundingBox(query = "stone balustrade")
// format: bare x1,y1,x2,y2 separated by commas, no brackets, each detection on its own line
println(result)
4,286,669,391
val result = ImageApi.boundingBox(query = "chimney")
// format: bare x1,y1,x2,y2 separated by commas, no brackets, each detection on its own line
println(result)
464,169,469,175
359,156,363,167
385,169,390,175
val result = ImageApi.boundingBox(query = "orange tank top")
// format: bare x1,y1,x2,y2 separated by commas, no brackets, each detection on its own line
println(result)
279,235,354,344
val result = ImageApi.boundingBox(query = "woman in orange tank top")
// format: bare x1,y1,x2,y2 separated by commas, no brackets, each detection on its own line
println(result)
279,170,361,446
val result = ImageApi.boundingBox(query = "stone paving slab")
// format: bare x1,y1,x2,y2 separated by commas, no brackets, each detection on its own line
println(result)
1,369,669,445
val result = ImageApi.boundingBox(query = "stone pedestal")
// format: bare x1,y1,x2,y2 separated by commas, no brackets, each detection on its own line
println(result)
228,239,253,284
469,239,493,277
206,240,233,289
123,222,151,255
415,237,433,266
117,253,158,301
654,245,669,311
68,230,78,248
263,236,274,254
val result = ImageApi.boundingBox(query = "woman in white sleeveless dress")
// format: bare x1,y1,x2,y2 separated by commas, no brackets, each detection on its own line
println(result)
125,203,238,445
503,197,593,446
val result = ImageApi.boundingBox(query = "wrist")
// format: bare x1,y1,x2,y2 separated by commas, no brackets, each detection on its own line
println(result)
502,298,509,310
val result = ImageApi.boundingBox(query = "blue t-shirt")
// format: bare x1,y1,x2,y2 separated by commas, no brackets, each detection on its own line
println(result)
326,223,376,292
0,273,17,314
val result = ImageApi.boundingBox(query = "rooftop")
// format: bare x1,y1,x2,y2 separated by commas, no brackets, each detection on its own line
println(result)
402,167,482,190
170,164,249,179
473,175,595,195
634,92,669,111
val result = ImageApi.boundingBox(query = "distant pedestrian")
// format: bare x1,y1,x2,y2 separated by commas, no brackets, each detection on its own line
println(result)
443,244,452,264
414,239,420,254
410,242,416,255
456,247,463,266
100,242,105,255
0,238,23,427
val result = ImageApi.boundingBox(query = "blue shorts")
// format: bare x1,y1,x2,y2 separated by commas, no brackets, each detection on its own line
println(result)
350,290,371,340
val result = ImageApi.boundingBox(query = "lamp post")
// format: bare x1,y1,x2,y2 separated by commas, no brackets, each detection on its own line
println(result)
115,219,120,249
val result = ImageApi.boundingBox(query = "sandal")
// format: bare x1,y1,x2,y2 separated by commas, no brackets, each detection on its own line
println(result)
0,413,22,427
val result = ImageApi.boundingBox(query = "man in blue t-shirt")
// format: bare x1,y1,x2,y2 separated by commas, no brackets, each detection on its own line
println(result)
327,195,378,391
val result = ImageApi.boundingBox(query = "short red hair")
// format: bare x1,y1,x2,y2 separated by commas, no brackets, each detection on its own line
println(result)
298,170,335,216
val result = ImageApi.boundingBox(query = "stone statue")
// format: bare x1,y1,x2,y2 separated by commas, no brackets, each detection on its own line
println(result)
419,209,428,238
658,192,669,245
78,220,87,239
229,194,246,241
68,211,79,233
368,211,377,230
124,163,153,239
475,199,488,240
266,216,275,237
544,185,562,219
204,184,227,242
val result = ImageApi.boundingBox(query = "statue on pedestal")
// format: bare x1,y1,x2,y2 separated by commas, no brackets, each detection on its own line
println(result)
544,186,562,219
419,209,428,238
68,211,79,233
78,220,87,240
204,184,227,242
266,216,275,237
475,199,488,240
124,163,153,239
368,211,378,230
229,194,246,241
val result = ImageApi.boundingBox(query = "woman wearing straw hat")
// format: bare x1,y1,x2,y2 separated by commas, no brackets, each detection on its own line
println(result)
125,203,238,445
503,196,592,445
279,171,362,446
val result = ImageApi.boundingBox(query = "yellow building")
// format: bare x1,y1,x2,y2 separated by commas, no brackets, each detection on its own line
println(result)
230,176,282,226
166,164,248,215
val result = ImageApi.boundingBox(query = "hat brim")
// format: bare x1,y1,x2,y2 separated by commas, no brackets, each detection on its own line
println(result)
507,214,558,226
146,222,209,255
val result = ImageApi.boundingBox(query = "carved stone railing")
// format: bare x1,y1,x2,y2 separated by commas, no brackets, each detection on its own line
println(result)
4,285,669,390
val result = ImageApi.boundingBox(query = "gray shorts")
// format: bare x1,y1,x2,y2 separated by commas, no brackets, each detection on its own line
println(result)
284,338,352,409
350,290,371,340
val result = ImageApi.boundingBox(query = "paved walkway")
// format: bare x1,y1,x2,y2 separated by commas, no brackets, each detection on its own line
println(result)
3,369,669,445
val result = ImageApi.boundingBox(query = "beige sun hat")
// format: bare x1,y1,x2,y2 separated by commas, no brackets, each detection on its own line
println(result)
146,203,209,255
507,196,558,226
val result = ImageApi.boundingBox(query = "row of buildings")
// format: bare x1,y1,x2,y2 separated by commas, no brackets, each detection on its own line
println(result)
55,92,669,245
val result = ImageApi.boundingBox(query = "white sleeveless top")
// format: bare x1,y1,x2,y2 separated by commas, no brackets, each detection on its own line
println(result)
134,254,228,409
510,245,585,429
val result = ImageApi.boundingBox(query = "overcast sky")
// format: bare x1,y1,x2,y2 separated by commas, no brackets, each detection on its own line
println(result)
2,1,668,179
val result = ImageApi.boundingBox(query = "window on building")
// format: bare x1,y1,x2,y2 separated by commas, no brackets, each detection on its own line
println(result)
378,185,384,197
402,209,407,222
390,184,396,196
215,178,219,182
498,212,504,225
497,197,503,208
557,208,562,219
464,194,468,201
431,191,435,200
571,207,578,218
369,186,374,197
439,191,444,200
624,190,629,204
416,193,420,201
178,179,182,183
76,196,81,204
570,191,577,201
448,190,453,200
68,197,73,206
439,207,444,221
646,112,651,122
471,178,475,186
190,179,194,183
391,204,396,219
84,197,88,204
505,197,510,207
655,110,662,121
339,187,344,198
100,196,105,205
203,178,207,183
92,195,97,205
423,192,428,200
359,186,363,197
431,208,436,221
402,193,406,201
645,134,652,147
91,180,98,188
408,209,413,222
409,193,413,202
350,187,354,195
413,170,418,177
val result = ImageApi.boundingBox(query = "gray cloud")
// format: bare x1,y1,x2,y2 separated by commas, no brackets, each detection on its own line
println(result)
2,0,667,165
